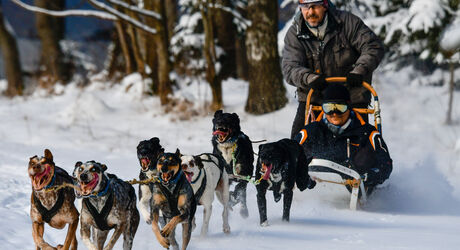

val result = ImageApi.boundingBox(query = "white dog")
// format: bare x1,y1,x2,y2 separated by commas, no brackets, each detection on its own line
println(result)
181,153,231,236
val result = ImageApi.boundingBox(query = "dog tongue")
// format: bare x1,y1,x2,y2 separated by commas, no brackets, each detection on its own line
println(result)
33,166,51,189
212,130,226,136
262,164,272,180
81,174,99,195
141,158,150,167
184,172,193,183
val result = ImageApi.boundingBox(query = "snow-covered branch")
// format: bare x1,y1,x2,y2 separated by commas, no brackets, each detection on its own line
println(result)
210,3,251,29
11,0,117,20
87,0,157,34
107,0,161,20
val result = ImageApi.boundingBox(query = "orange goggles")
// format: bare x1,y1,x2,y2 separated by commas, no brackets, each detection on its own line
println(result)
322,103,348,114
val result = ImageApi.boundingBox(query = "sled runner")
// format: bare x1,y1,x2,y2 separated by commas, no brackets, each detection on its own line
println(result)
304,77,381,209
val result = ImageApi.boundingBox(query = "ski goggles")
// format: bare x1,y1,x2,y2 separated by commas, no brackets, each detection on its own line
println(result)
322,103,349,115
299,2,324,10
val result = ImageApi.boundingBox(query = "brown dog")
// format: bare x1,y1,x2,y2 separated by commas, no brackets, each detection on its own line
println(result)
28,149,79,250
151,149,196,250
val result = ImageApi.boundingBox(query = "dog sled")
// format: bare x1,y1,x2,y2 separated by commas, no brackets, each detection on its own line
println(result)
305,77,381,210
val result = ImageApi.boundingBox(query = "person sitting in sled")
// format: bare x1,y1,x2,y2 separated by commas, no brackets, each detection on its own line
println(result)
295,84,392,194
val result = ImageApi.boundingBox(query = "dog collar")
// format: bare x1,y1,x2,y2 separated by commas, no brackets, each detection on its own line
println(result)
191,169,202,184
43,171,56,190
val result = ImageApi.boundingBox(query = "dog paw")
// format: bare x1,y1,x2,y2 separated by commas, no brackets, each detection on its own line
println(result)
41,245,57,250
158,236,170,249
161,225,173,237
146,219,152,225
260,221,269,227
223,225,231,234
56,244,64,250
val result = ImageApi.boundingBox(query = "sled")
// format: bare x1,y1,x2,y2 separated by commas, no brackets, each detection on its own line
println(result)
304,77,381,209
308,159,366,210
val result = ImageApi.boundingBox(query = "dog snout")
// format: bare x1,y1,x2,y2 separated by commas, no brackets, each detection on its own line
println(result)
80,173,88,182
161,165,169,173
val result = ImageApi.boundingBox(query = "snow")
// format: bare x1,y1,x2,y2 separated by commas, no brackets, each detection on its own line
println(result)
1,62,460,249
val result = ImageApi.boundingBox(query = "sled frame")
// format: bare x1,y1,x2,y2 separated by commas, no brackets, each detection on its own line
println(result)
305,77,382,134
308,159,367,210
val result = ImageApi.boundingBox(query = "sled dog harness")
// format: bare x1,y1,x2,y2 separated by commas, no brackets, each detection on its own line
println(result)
157,171,186,217
33,188,65,223
191,169,207,203
83,180,115,231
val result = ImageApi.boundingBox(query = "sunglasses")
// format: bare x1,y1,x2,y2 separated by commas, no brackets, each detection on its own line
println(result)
322,103,349,115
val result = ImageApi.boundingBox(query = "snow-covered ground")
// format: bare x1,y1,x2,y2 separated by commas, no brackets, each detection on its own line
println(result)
1,66,460,249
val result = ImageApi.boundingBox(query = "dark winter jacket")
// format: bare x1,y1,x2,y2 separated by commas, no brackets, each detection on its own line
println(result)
294,112,392,186
282,8,384,104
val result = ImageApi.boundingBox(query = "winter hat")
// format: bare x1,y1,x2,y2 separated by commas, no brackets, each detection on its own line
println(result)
299,0,329,8
322,84,350,104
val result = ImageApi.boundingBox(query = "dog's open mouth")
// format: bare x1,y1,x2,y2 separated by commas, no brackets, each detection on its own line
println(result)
31,165,53,190
213,127,230,143
161,171,174,184
260,163,273,180
183,171,194,183
79,174,99,196
140,157,151,171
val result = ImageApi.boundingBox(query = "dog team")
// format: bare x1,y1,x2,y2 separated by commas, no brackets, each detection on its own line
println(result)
28,110,316,250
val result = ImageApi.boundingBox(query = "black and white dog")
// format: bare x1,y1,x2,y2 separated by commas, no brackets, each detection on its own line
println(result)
212,110,254,218
255,139,315,226
181,153,230,236
136,137,164,224
73,161,140,250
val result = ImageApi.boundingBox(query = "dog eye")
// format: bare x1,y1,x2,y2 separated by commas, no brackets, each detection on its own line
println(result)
90,168,96,172
78,167,84,172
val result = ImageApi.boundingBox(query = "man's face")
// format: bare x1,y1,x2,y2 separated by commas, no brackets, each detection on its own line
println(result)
325,109,351,126
300,3,327,27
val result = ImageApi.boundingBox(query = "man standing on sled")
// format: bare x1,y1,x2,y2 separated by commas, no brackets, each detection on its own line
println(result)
282,0,385,139
295,84,392,194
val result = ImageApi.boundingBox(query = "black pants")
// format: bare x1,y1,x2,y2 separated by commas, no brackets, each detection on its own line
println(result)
290,101,369,139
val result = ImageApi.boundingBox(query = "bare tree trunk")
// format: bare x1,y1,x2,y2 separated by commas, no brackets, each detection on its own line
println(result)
445,60,454,125
214,0,237,80
200,0,222,111
143,0,159,94
245,0,287,114
165,0,177,42
0,3,23,96
122,0,145,76
152,0,172,105
114,21,134,75
35,0,70,87
235,35,249,80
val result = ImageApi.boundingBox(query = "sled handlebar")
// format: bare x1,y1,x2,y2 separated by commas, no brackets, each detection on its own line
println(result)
305,77,382,134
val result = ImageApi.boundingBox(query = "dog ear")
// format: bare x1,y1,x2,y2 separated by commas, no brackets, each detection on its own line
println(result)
231,113,241,131
150,137,160,145
214,110,223,118
101,164,107,172
75,161,82,168
44,149,53,162
193,156,204,169
175,148,181,157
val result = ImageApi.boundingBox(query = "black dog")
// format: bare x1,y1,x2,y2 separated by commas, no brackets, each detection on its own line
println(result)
255,139,315,226
151,149,196,250
136,137,164,224
73,161,140,250
212,110,254,218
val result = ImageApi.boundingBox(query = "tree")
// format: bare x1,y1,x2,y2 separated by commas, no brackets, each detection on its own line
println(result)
0,2,23,96
35,0,70,87
245,0,287,114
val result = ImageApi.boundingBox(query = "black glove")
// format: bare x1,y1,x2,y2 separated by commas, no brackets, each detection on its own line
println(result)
308,74,326,91
346,73,363,88
362,168,382,186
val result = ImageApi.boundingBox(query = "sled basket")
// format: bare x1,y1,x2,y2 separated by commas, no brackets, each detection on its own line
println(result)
304,77,382,134
308,159,367,210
